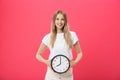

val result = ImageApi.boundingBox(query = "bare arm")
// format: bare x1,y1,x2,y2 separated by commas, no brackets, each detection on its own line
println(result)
71,41,83,67
36,42,50,67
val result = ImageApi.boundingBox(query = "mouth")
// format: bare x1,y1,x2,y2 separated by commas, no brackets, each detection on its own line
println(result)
57,23,63,26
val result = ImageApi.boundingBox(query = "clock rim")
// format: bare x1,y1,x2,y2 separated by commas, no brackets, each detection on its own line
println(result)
51,54,70,74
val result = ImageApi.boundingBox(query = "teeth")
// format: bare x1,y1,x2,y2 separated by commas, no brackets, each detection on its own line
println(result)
58,24,62,26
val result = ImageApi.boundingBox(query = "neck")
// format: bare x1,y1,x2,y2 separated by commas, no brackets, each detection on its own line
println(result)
57,29,63,33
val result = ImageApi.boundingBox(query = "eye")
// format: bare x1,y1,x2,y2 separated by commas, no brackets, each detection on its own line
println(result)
56,18,59,20
61,18,65,21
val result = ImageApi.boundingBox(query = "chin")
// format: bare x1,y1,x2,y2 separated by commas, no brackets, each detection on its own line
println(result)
57,26,64,29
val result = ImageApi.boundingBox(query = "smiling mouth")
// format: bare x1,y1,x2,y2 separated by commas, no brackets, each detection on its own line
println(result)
57,24,63,26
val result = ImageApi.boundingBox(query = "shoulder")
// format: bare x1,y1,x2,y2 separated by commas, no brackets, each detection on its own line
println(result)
44,33,51,37
69,31,78,39
70,31,75,33
69,31,79,44
69,31,77,36
42,33,51,40
42,33,51,46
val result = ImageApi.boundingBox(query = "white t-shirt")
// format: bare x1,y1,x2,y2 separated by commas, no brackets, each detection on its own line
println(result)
42,31,78,60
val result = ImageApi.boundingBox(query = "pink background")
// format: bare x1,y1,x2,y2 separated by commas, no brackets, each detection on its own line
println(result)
0,0,120,80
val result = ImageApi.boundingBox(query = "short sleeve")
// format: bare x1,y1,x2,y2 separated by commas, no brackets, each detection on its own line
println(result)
71,31,79,45
42,33,50,47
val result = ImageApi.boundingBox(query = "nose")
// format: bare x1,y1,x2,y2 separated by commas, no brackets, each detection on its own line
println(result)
58,20,62,23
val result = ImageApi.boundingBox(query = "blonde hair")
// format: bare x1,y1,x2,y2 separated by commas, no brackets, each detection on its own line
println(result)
50,10,72,49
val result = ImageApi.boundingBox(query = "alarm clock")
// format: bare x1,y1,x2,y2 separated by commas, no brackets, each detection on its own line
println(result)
51,55,70,74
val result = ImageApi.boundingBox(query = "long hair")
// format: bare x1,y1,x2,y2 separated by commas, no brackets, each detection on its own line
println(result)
50,10,72,49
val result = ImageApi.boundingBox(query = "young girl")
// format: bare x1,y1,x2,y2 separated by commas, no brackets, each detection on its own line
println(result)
36,10,82,80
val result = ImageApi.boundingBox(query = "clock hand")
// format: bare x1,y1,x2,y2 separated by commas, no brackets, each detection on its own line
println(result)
60,56,61,65
56,57,61,67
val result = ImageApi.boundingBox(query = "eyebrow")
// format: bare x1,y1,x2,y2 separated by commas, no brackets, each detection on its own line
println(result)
56,17,65,20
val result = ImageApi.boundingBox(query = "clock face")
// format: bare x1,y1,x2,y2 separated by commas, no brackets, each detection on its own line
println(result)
51,55,70,74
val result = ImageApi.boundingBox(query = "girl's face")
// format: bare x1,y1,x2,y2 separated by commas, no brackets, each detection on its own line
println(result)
55,13,65,31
